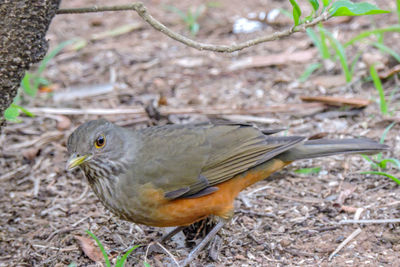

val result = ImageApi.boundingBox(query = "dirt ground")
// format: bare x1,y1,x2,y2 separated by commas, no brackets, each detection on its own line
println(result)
1,0,400,266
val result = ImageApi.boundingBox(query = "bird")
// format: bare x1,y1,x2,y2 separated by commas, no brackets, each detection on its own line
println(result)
66,119,387,265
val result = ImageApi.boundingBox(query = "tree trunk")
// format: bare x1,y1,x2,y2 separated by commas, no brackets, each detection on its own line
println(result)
0,0,61,130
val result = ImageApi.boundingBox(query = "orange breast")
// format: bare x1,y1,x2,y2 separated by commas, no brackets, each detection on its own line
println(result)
152,159,290,227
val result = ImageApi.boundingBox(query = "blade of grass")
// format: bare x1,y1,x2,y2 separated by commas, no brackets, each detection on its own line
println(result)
379,158,400,169
306,28,329,59
86,230,111,267
37,39,76,76
294,167,321,174
370,64,388,115
380,122,395,144
115,245,141,267
397,0,400,23
372,42,400,63
321,28,351,82
350,50,363,77
345,26,400,47
361,171,400,185
318,24,331,59
299,62,322,82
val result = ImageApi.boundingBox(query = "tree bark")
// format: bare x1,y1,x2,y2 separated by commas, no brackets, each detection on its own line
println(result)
0,0,61,130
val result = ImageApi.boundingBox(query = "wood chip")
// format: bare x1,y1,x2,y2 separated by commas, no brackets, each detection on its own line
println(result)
301,95,370,108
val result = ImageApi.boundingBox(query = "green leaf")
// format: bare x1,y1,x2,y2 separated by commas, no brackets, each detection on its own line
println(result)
299,62,321,82
86,230,111,267
289,0,302,26
322,0,331,7
330,1,390,17
361,171,400,185
294,167,321,174
144,263,152,267
308,0,319,11
369,64,387,115
4,105,21,122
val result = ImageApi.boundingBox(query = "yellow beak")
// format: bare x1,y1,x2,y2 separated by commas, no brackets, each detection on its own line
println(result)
66,154,90,170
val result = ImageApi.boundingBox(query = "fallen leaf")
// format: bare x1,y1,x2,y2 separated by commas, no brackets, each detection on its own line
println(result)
301,95,370,108
228,49,315,71
379,64,400,79
75,235,104,263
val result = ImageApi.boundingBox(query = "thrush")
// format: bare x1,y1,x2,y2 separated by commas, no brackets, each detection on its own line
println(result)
67,119,387,265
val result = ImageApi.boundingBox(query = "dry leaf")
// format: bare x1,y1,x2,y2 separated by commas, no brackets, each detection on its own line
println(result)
301,95,370,108
228,49,315,71
75,235,104,263
379,64,400,79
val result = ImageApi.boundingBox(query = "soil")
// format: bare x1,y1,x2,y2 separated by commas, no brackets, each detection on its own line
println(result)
1,0,399,266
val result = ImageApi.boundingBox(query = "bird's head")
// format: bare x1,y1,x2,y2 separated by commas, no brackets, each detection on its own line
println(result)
66,119,126,171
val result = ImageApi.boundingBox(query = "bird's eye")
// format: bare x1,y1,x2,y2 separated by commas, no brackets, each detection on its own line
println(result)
94,134,106,149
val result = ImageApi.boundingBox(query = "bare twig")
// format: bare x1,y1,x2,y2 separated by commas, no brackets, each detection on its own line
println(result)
328,228,362,261
56,3,331,53
340,218,400,224
26,103,325,116
145,242,180,267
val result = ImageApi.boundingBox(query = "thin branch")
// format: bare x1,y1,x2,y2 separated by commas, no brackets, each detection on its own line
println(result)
26,103,325,116
56,2,331,53
339,218,400,224
328,228,362,261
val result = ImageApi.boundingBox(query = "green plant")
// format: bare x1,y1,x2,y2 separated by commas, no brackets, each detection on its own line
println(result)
397,0,400,23
369,64,388,115
294,167,322,174
298,1,389,82
86,230,143,267
361,123,400,185
305,26,357,82
3,39,75,122
166,5,207,36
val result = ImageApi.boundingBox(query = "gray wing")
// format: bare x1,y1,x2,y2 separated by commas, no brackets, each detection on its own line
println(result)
131,123,304,199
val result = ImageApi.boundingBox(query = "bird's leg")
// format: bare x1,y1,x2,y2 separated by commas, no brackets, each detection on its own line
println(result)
181,219,226,266
160,226,186,243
